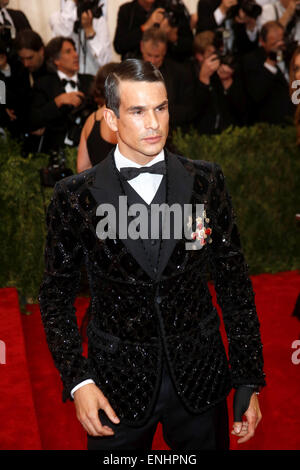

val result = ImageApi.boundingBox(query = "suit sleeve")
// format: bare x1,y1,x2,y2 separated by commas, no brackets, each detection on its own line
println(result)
208,163,266,389
196,0,219,32
113,4,142,56
29,80,64,131
39,181,95,401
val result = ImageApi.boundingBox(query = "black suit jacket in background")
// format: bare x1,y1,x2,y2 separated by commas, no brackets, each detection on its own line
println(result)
113,0,193,62
196,0,222,32
29,72,95,152
242,47,295,124
7,8,32,31
39,149,266,425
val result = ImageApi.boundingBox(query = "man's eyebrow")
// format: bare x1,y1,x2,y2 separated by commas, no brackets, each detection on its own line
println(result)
127,100,168,112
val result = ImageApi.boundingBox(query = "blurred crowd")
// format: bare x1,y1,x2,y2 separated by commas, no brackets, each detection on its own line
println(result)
1,0,300,174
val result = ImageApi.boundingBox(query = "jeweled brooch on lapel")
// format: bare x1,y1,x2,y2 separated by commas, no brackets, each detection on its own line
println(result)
186,210,212,249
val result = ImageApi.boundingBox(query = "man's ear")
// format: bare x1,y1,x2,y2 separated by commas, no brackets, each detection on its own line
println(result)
103,107,118,133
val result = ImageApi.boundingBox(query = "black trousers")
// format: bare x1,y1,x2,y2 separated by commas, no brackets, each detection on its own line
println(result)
87,362,229,451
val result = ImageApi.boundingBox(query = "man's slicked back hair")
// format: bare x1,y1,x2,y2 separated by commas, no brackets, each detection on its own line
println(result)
104,59,165,117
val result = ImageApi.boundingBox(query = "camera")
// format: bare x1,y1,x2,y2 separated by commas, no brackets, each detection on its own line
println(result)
212,29,237,69
39,149,73,188
155,0,186,28
74,0,103,33
213,28,233,55
227,0,262,20
77,0,103,19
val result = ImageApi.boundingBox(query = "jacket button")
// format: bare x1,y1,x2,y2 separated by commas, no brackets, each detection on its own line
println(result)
155,296,162,304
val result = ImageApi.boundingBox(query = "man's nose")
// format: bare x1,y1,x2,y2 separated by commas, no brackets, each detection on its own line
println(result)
145,110,159,129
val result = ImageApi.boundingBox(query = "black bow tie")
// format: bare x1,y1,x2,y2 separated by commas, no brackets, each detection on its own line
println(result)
119,160,166,181
61,79,78,89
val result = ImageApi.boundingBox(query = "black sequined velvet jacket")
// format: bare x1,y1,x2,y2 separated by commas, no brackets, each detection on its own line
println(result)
39,149,265,425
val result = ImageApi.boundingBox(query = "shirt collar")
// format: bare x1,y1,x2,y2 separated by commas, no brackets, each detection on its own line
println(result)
114,144,165,171
57,70,78,83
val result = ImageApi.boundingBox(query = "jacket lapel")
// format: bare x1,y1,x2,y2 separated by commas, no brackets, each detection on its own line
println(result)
89,150,156,279
156,150,195,278
88,149,195,281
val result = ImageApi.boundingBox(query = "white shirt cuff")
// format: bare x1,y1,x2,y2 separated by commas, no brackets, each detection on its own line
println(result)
71,379,95,398
264,62,277,74
214,7,226,25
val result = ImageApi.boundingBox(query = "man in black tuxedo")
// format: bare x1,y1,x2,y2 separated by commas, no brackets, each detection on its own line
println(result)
113,0,193,62
39,59,265,450
196,0,261,57
242,20,295,124
29,36,95,153
0,0,31,33
139,27,196,130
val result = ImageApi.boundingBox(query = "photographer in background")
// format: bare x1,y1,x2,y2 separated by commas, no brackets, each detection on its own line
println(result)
242,20,295,123
0,31,49,153
29,36,96,154
0,0,31,50
49,0,111,75
190,31,247,134
138,27,196,130
113,0,193,62
259,1,300,48
196,0,262,57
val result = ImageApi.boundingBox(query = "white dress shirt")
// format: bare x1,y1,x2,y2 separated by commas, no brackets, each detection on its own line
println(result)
57,69,79,93
57,70,79,146
49,0,112,76
70,145,166,398
114,145,165,205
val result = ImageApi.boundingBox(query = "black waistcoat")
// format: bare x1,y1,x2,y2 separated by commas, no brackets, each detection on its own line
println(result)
121,176,166,275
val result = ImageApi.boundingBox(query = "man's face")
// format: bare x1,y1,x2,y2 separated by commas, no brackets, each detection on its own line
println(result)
140,40,167,69
261,27,284,53
54,40,79,76
105,80,169,164
18,47,44,72
0,1,9,8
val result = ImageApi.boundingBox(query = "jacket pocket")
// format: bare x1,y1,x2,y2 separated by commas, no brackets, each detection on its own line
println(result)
87,321,120,354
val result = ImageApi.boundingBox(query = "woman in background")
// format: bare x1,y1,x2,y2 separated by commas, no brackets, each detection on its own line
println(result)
77,62,119,173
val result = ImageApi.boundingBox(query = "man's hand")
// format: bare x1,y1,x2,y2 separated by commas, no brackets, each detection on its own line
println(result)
74,383,120,437
55,91,84,108
160,18,178,43
231,393,262,444
142,8,165,30
219,0,238,15
279,0,300,27
31,127,45,136
199,54,220,85
6,108,17,121
0,53,7,70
